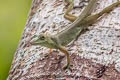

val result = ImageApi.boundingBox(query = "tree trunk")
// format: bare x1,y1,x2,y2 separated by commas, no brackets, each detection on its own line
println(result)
7,0,120,80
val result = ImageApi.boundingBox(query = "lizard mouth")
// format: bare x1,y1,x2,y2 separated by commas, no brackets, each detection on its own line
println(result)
30,41,36,45
30,39,39,45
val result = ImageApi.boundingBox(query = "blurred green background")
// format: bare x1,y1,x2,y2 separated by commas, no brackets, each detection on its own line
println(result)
0,0,32,80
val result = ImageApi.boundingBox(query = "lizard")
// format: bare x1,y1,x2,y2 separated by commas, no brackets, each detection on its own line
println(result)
30,0,120,70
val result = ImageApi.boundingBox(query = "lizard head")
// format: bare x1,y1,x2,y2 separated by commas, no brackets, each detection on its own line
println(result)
30,33,58,49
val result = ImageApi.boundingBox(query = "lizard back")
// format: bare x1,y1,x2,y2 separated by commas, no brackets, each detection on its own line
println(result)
56,0,97,46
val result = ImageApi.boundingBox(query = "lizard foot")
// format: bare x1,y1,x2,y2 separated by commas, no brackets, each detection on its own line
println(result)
63,64,73,71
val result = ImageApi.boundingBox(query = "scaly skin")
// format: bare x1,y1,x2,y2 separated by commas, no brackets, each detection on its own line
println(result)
30,0,120,70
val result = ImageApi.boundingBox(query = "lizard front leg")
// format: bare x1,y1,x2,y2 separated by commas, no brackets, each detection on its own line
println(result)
58,46,70,70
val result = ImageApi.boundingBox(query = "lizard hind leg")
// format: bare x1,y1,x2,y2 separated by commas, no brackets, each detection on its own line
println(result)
64,0,77,22
80,1,120,26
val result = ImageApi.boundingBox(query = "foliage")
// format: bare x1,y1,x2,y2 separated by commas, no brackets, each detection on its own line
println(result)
0,0,32,80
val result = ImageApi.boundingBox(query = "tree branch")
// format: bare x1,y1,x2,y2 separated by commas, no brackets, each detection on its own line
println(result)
8,0,120,80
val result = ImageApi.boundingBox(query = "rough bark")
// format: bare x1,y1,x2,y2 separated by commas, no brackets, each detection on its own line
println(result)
7,0,120,80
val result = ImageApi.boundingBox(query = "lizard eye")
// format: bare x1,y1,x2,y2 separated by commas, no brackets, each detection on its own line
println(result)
39,36,45,40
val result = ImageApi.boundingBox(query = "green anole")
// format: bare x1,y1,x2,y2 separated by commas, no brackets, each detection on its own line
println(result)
30,0,120,70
